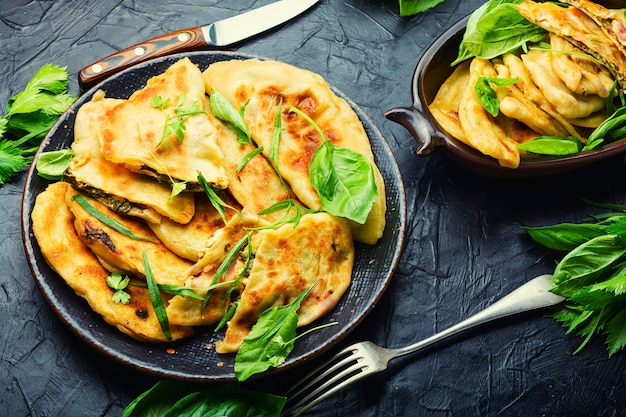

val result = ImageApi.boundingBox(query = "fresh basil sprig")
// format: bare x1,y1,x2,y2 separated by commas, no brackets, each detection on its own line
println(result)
525,204,626,355
289,107,377,225
235,285,314,381
452,0,546,66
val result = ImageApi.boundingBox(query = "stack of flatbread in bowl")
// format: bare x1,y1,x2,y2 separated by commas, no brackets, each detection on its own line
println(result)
429,0,626,169
31,57,386,354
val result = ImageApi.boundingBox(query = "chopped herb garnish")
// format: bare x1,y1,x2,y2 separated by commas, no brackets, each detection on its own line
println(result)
142,251,171,341
150,93,204,146
236,146,264,173
197,171,239,223
106,272,131,304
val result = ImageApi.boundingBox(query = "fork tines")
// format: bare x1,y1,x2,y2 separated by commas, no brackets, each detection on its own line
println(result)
284,343,369,416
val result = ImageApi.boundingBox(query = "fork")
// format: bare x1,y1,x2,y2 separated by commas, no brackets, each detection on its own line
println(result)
284,274,564,416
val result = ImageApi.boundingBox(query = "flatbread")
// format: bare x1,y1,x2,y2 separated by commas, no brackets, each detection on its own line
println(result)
100,57,228,189
202,59,386,245
458,58,522,168
65,89,195,224
31,182,193,342
217,212,354,353
146,192,240,262
65,186,191,287
518,0,626,90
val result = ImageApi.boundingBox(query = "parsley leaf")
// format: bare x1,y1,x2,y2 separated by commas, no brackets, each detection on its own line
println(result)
106,272,131,305
0,63,76,185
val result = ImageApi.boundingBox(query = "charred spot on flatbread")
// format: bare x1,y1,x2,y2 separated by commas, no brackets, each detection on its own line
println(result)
31,182,194,342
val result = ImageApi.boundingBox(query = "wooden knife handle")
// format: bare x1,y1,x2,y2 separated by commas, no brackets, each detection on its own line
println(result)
78,26,207,91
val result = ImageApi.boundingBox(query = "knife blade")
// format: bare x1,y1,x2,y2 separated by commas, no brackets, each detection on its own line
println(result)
78,0,319,91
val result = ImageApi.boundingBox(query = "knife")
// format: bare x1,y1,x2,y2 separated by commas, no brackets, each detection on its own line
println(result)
78,0,319,91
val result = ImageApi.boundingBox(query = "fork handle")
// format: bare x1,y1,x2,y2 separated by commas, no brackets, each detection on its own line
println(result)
392,274,564,357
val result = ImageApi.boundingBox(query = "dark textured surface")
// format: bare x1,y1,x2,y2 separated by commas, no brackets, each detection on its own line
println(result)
2,1,626,416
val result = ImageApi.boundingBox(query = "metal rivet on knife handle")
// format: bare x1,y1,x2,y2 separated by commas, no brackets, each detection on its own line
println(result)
78,27,207,91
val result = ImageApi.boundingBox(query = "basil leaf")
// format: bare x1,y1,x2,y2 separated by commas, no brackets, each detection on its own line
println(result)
142,251,172,341
452,0,546,66
163,387,285,417
474,78,500,117
235,286,313,381
289,107,377,225
70,195,157,242
209,88,251,144
309,140,377,224
36,148,73,180
517,136,583,156
587,106,626,145
123,381,285,417
523,223,607,252
398,0,446,16
550,235,626,298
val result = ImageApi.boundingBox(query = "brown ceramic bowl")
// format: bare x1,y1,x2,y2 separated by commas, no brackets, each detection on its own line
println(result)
385,14,626,178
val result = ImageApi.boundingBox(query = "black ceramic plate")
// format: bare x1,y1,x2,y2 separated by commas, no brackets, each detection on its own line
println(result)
386,15,626,178
21,51,407,382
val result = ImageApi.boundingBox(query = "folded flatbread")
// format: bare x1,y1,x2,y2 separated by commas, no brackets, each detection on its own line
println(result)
203,97,298,222
202,59,386,244
217,212,354,353
64,90,195,225
65,186,191,287
100,57,228,189
31,182,194,342
518,0,626,90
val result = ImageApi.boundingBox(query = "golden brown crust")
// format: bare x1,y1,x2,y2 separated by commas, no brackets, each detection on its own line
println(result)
202,59,386,244
217,212,353,353
31,182,194,342
100,57,228,188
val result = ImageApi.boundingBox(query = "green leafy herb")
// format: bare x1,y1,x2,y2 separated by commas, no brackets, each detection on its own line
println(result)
452,0,546,66
197,171,239,223
106,272,131,304
269,97,283,174
209,88,251,144
398,0,446,17
289,107,377,225
525,203,626,356
256,198,319,229
0,63,76,185
214,302,238,332
235,285,314,381
71,194,157,242
121,380,286,417
202,232,252,311
474,75,518,117
516,136,583,156
151,93,204,146
236,146,264,173
142,251,171,341
36,148,74,180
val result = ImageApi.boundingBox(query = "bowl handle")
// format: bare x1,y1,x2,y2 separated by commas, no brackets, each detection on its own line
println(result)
385,105,443,156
